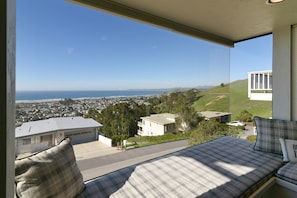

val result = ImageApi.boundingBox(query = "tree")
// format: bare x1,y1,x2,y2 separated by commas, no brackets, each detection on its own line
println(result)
236,110,253,122
97,101,149,138
176,106,203,133
84,108,99,120
148,89,200,114
188,120,239,146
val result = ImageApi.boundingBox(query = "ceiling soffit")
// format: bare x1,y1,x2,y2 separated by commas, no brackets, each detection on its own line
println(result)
68,0,297,47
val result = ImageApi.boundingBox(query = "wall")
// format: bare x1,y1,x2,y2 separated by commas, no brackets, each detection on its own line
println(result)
99,135,112,147
249,93,272,101
142,120,165,136
292,25,297,120
272,26,292,120
15,142,48,155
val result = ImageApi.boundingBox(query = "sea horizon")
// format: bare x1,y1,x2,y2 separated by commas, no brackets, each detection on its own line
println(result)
15,89,170,102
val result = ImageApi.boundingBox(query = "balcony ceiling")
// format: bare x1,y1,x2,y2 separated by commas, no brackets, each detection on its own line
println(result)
68,0,297,47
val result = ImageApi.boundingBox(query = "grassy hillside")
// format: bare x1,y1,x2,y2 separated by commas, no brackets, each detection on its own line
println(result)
193,84,229,112
193,79,272,120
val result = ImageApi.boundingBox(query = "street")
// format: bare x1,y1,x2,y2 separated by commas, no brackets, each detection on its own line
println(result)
77,140,188,181
77,126,256,181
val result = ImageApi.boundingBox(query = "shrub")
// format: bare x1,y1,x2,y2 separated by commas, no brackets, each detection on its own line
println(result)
236,110,253,122
188,120,240,146
246,135,257,142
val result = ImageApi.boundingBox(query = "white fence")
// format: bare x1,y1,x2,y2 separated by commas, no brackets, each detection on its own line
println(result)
98,135,112,147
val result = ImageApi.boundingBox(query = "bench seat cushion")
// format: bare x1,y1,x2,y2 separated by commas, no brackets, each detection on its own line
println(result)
78,136,283,198
276,162,297,185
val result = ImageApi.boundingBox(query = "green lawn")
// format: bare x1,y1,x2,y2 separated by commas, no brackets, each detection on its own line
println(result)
127,133,189,148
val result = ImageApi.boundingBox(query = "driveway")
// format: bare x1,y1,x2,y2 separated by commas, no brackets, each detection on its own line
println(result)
73,141,122,161
239,125,256,139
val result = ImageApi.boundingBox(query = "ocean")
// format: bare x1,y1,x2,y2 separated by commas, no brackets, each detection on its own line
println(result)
16,90,168,102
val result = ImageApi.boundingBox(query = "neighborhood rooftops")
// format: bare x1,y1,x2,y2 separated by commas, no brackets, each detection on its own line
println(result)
140,113,178,125
15,117,102,138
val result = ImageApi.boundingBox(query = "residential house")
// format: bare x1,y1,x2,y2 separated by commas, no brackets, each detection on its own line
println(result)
248,70,272,101
3,0,297,197
15,117,102,154
200,111,231,123
138,113,178,136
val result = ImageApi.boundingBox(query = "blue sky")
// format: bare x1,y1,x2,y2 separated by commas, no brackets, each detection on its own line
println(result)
16,1,272,91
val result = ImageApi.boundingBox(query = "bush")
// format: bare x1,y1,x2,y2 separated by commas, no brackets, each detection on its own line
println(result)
111,135,128,146
236,110,253,122
188,120,240,146
246,135,257,142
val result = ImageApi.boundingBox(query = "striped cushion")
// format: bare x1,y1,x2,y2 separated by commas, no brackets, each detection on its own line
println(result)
15,138,85,198
78,136,283,198
254,116,297,155
276,162,297,185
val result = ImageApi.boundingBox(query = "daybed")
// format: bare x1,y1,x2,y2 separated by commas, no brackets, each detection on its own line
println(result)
14,116,297,198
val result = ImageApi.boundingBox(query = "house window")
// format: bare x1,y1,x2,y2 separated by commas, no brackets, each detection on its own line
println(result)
41,134,53,147
22,138,31,145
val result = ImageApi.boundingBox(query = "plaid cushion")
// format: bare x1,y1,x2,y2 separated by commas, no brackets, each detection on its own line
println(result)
254,116,297,155
78,136,283,198
15,138,85,198
276,162,297,185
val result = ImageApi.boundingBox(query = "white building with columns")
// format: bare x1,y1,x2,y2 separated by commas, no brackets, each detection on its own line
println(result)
248,70,272,101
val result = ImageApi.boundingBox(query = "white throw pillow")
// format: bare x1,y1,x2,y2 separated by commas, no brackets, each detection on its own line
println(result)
284,139,297,162
279,138,289,161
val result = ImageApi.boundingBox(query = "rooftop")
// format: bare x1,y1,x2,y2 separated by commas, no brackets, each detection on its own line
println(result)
200,111,231,119
15,117,102,138
141,113,178,125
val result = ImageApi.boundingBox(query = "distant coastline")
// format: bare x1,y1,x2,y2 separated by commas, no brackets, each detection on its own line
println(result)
16,90,169,103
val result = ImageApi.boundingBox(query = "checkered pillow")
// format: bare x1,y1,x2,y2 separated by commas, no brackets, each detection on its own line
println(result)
254,116,297,155
15,138,85,198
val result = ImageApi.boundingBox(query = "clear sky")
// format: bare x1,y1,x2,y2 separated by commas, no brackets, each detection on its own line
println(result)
16,1,272,91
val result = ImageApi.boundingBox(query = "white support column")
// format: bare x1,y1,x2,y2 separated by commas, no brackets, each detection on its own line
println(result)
292,25,297,120
266,72,269,89
258,73,260,89
264,73,267,89
272,26,292,120
262,73,264,89
253,73,256,89
248,72,251,98
1,0,16,197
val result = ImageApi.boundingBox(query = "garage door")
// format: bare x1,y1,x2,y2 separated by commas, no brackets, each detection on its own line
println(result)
65,131,96,144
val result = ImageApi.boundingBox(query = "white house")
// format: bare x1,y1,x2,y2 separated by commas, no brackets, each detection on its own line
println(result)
15,117,102,154
138,113,178,136
200,111,231,123
248,70,272,101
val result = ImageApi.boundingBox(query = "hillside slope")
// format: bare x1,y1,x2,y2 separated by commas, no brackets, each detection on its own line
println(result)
193,79,272,120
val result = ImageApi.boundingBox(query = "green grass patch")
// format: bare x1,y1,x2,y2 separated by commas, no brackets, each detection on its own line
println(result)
127,133,190,148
